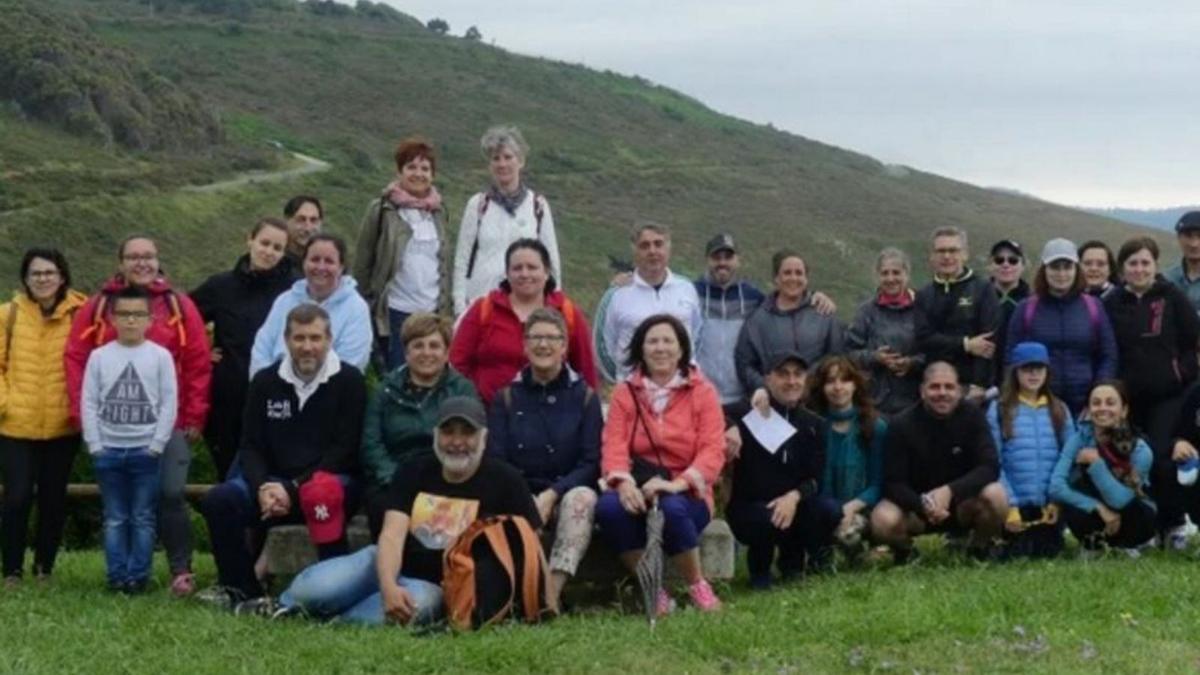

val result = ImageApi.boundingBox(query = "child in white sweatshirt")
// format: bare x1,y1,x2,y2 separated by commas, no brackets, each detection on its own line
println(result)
82,286,177,593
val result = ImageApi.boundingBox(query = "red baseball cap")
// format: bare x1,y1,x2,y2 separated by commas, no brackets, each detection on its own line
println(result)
299,471,345,545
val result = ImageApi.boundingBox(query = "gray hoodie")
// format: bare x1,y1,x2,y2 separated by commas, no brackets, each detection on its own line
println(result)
735,292,844,394
845,293,923,417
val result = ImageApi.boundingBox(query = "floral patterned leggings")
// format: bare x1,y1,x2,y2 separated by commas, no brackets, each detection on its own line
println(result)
547,486,598,575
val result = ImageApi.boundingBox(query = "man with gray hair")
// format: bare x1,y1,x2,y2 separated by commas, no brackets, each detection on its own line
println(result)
913,226,1001,403
593,222,702,382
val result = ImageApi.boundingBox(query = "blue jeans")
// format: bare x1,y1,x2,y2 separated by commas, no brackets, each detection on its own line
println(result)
94,447,161,586
386,309,411,372
280,545,444,626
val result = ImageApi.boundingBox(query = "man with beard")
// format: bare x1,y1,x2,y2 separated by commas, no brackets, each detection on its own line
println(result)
694,234,765,407
245,396,541,625
870,361,1008,561
198,304,366,607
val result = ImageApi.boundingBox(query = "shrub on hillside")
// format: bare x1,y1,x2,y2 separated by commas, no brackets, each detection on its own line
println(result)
0,1,223,151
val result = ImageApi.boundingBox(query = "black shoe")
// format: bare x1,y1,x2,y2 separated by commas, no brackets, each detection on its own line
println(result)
893,546,920,566
122,580,149,595
195,585,248,612
234,596,279,617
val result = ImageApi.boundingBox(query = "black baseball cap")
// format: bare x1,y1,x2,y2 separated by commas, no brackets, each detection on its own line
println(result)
1176,211,1200,234
990,239,1024,258
705,233,737,256
767,350,809,372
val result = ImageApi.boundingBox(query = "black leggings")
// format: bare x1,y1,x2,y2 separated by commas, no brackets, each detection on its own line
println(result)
1062,500,1157,549
1132,393,1185,530
0,435,79,578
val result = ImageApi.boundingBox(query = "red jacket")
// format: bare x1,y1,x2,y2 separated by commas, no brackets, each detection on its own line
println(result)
601,367,726,510
65,276,212,431
450,288,598,406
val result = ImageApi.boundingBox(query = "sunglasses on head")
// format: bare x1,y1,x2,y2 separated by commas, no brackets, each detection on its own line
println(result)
993,255,1021,266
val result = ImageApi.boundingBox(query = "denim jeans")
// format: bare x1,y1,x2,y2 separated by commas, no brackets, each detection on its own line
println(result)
94,447,161,586
386,309,411,372
280,545,444,626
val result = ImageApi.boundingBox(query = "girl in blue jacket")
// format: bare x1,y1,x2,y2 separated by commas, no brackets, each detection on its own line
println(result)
987,341,1074,557
1049,380,1156,553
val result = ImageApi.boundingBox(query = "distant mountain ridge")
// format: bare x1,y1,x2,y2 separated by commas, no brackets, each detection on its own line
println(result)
1083,206,1200,231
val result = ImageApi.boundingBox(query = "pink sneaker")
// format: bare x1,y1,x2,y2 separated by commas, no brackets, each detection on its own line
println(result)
170,571,195,597
688,579,721,612
655,589,676,617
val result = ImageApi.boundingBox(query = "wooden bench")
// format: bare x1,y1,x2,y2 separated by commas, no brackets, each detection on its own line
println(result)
263,517,736,582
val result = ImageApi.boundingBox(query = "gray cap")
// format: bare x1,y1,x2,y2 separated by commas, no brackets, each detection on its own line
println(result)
436,396,486,430
705,233,737,256
1040,238,1079,265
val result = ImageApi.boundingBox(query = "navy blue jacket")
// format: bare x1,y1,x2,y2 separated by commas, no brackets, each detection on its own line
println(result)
485,366,602,496
1004,292,1119,415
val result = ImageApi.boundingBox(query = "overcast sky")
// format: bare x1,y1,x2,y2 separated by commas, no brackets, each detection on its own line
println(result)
388,1,1199,208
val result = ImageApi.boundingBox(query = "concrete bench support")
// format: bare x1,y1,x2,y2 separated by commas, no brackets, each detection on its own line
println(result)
264,517,736,582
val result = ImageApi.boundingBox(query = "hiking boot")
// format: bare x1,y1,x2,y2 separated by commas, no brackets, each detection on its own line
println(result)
892,545,920,566
269,604,307,621
169,571,196,598
234,596,279,618
195,585,247,612
687,579,721,612
749,572,773,590
654,589,675,617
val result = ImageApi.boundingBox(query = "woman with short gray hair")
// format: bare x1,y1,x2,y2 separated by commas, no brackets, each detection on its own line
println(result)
845,247,923,417
452,125,562,316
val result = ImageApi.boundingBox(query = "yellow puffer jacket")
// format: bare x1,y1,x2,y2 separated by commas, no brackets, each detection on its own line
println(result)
0,290,88,439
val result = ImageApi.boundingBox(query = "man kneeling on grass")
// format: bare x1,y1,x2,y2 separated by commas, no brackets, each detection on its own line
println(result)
198,304,366,608
870,361,1008,562
238,396,541,625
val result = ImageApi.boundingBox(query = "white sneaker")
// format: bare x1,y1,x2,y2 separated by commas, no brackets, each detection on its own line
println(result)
1167,525,1192,552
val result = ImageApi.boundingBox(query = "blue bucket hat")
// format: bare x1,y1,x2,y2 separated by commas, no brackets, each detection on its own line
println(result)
1010,342,1050,369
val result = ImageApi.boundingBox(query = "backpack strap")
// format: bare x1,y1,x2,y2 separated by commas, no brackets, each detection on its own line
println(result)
4,302,16,367
1021,296,1039,339
1081,293,1102,353
165,290,186,347
531,191,545,236
479,294,493,326
81,294,111,346
465,194,491,280
510,516,549,620
560,297,577,339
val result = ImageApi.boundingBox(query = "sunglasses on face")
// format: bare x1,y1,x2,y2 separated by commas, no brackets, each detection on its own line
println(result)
992,255,1021,266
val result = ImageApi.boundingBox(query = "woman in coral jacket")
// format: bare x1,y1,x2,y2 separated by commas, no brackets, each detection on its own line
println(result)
0,249,87,583
449,238,596,406
595,313,726,616
64,235,211,598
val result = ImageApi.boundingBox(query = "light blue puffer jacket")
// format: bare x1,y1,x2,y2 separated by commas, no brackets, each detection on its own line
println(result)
986,398,1075,507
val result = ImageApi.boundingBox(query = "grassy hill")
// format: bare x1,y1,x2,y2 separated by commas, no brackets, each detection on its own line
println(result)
0,0,1168,310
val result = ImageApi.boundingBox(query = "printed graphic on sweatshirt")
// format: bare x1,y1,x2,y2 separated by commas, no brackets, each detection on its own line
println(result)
266,399,292,420
99,363,157,426
409,493,479,550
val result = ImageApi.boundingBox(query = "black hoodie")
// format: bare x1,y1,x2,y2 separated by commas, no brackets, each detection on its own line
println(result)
191,254,296,466
1104,277,1200,404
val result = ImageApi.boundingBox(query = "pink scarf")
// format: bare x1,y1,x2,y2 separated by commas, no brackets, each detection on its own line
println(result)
386,182,442,212
876,288,915,309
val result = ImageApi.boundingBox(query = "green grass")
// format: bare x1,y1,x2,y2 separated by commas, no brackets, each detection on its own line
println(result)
2,546,1199,673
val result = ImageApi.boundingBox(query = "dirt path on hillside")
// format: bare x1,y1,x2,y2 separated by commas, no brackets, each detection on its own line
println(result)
181,150,331,193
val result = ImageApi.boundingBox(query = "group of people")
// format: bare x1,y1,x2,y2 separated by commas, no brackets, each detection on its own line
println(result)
4,123,1200,628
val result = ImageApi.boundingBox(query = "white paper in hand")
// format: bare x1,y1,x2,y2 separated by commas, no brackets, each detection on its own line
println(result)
741,408,796,455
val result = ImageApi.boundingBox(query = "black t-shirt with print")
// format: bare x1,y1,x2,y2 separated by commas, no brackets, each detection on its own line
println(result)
385,455,541,583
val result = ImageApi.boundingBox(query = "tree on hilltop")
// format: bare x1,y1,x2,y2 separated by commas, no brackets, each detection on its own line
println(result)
464,25,482,41
427,18,449,34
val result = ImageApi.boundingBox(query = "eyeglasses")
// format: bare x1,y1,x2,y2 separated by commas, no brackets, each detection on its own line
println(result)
933,247,961,256
524,334,565,345
113,310,150,320
992,255,1021,266
122,254,158,263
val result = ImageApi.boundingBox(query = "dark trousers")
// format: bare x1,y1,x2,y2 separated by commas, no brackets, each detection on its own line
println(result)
595,492,710,556
727,496,840,579
1062,500,1157,549
200,475,360,598
364,483,390,542
1133,394,1185,530
0,435,78,578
